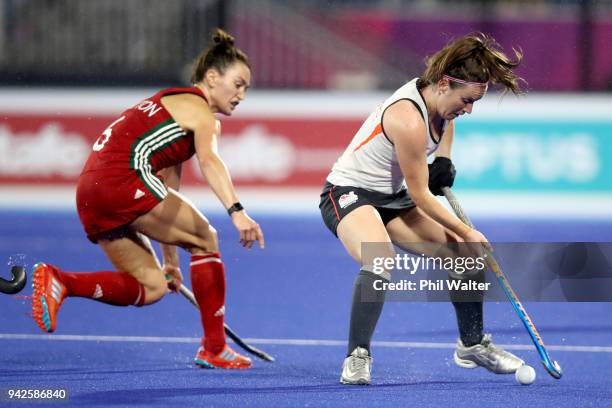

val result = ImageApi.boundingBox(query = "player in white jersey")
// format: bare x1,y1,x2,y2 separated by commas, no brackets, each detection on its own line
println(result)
319,33,527,385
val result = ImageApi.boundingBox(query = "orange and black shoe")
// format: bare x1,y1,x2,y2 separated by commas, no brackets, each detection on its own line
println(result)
194,344,252,369
32,263,67,333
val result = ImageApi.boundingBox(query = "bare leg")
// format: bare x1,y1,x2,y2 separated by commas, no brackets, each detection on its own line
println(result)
98,229,167,304
386,208,484,346
131,189,239,362
132,189,218,255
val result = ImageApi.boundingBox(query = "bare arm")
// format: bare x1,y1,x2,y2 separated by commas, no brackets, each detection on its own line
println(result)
194,120,242,209
161,94,238,209
384,101,473,239
161,93,264,249
435,120,454,159
194,118,265,249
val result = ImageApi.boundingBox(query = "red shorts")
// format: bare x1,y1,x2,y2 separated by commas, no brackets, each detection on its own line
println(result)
76,169,167,242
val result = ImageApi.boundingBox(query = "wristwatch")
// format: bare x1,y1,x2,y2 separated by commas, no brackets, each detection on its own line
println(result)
227,202,244,216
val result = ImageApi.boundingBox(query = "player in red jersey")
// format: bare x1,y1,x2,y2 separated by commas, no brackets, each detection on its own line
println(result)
31,29,264,370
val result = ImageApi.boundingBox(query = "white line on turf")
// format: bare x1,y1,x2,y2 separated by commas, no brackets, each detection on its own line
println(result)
1,333,611,353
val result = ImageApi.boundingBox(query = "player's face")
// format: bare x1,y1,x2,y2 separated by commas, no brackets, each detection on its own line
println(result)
210,62,251,116
438,83,487,121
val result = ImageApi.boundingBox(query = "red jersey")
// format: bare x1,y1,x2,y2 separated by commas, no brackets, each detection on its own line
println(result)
81,86,206,199
76,86,207,241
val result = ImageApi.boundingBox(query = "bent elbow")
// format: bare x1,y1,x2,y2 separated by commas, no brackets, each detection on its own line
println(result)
197,151,220,167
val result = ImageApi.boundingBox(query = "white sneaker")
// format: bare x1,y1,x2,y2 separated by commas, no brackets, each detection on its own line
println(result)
454,333,524,374
340,347,372,385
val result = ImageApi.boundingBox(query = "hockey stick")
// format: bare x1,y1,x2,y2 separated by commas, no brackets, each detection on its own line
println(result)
442,187,562,379
176,283,275,362
0,266,27,294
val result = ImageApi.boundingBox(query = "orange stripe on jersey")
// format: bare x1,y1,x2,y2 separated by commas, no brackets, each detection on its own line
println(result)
353,123,382,153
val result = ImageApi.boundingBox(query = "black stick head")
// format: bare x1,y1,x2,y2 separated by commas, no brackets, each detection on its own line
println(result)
0,266,27,294
259,352,275,362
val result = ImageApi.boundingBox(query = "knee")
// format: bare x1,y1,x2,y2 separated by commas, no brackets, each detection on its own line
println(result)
366,248,396,281
206,226,219,249
141,272,168,304
191,225,219,254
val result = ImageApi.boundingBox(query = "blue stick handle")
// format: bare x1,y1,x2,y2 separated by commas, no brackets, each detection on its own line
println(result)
442,187,562,379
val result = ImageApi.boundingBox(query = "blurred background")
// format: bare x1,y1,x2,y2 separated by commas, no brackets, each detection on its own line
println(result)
1,5,612,403
1,0,611,217
2,0,612,90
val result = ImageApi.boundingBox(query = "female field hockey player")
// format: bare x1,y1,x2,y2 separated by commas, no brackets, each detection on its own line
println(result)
319,33,526,384
32,29,264,370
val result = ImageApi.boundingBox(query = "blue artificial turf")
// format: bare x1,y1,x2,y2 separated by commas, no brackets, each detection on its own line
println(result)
1,212,611,407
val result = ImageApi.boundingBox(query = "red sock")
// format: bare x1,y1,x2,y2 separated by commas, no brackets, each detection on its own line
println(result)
59,271,146,306
190,252,226,354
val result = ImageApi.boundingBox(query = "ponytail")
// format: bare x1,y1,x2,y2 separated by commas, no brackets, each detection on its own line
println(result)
191,28,250,84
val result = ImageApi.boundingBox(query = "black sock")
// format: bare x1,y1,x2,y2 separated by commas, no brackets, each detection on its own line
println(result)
452,301,484,346
347,268,387,356
448,269,485,347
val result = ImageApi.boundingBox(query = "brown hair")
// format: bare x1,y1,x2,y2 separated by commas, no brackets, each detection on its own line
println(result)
420,33,525,95
191,28,250,84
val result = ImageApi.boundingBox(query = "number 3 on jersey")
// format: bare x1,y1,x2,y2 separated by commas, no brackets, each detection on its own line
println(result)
93,116,126,151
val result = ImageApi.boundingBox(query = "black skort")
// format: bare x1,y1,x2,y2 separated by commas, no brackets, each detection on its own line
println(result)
319,181,416,237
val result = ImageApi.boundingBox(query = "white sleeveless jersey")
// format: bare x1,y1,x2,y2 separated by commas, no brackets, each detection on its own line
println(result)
327,78,441,194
